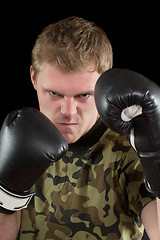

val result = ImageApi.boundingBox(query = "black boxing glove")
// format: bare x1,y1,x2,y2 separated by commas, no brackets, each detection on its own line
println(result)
0,108,68,214
95,68,160,198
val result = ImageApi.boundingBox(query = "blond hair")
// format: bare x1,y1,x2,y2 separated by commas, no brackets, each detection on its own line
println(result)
31,16,113,79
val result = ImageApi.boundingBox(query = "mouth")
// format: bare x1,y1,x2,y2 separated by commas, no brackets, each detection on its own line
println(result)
58,123,78,126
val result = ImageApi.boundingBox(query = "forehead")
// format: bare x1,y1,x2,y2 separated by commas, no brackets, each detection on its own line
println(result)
37,64,100,96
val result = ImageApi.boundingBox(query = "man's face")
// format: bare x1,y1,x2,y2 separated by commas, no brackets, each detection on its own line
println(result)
31,64,101,143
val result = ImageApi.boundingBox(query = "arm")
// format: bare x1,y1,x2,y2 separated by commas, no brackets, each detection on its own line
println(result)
0,211,21,240
95,68,160,197
141,199,160,240
0,108,68,239
157,198,160,233
94,68,160,238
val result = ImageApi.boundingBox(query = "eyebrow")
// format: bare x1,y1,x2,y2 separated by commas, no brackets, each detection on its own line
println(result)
43,87,94,97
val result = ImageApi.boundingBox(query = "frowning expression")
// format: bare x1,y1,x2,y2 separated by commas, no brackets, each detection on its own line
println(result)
31,64,100,143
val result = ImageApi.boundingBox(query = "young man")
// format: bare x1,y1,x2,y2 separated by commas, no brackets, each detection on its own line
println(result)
0,16,159,240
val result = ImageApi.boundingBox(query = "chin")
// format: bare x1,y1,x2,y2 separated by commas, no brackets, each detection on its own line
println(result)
63,134,80,144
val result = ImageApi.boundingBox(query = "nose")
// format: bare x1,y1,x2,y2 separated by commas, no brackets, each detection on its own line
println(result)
61,97,77,116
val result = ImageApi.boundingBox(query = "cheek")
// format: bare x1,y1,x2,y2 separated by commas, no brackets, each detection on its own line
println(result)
81,100,98,118
36,92,52,114
37,91,50,108
38,97,61,122
37,92,46,110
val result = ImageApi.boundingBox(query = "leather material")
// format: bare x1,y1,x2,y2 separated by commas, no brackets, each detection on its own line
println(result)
95,68,160,197
0,108,68,213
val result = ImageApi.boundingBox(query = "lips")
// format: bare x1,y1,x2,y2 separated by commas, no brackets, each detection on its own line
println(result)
58,123,78,126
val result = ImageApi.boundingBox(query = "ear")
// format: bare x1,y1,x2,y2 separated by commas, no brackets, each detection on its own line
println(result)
30,66,37,90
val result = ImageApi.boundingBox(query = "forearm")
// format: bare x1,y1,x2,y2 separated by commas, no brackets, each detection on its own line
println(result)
0,211,21,240
157,198,160,234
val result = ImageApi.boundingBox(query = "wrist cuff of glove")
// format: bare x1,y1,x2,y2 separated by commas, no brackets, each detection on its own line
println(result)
0,185,34,212
145,181,160,199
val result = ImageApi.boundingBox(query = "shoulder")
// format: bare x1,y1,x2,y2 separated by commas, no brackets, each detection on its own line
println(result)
95,128,136,162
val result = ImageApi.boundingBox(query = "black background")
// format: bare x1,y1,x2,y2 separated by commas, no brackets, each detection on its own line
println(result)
1,2,159,239
1,3,159,124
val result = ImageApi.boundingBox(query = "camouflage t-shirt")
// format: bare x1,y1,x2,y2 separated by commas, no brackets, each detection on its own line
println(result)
20,120,155,240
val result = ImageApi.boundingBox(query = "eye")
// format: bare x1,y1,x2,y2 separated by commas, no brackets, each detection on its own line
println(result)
78,93,90,99
49,91,57,96
48,91,63,99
